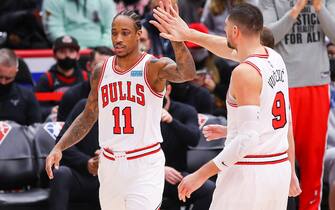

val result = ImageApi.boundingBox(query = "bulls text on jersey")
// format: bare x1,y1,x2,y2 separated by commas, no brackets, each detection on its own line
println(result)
100,81,145,108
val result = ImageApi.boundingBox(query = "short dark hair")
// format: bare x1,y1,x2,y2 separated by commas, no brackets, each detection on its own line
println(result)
89,46,114,62
228,3,263,34
113,10,142,31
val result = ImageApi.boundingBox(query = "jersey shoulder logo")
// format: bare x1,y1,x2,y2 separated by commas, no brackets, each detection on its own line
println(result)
131,70,143,77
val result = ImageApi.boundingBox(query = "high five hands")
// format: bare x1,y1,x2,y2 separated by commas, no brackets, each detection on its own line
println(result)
149,0,190,42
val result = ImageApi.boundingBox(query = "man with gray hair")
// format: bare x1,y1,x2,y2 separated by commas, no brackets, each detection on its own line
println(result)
0,48,41,125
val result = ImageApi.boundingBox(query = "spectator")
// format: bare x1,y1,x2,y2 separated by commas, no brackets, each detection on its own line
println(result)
161,83,215,210
35,35,89,120
42,0,116,48
0,48,41,125
49,99,100,210
57,46,113,121
259,1,335,209
0,0,50,49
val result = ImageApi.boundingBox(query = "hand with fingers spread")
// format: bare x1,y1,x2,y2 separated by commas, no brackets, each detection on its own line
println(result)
178,172,207,202
202,124,227,141
289,171,302,197
45,147,62,179
149,0,190,42
165,166,183,185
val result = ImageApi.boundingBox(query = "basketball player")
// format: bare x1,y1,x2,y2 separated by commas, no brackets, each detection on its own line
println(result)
151,2,301,209
45,10,196,210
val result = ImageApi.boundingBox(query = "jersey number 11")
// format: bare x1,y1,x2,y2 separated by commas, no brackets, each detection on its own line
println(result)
112,107,134,134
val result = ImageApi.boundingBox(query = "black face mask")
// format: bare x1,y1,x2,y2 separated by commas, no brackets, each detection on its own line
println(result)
57,57,77,71
0,82,13,97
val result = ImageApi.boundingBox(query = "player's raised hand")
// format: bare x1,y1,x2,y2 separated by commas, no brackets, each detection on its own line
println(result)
45,147,62,179
289,171,302,197
178,172,206,202
149,0,190,42
203,124,227,141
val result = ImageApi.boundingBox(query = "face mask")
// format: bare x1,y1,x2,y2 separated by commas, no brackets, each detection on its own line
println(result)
57,57,77,71
0,82,13,96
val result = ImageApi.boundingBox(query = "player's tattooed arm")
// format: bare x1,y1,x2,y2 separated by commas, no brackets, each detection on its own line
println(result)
45,63,102,179
154,41,196,83
55,63,102,151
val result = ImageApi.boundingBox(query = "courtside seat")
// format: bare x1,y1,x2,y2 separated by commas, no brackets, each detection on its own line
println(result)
33,122,100,210
33,121,63,185
0,121,49,209
0,188,49,207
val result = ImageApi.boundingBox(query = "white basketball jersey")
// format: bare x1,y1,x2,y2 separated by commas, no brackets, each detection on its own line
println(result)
226,47,290,155
98,53,165,150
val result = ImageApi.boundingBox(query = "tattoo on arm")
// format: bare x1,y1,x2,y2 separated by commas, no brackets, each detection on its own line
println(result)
157,42,196,82
171,41,196,81
150,58,159,64
56,63,102,151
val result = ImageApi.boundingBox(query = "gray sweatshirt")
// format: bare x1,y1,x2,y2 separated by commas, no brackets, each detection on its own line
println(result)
259,0,335,88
